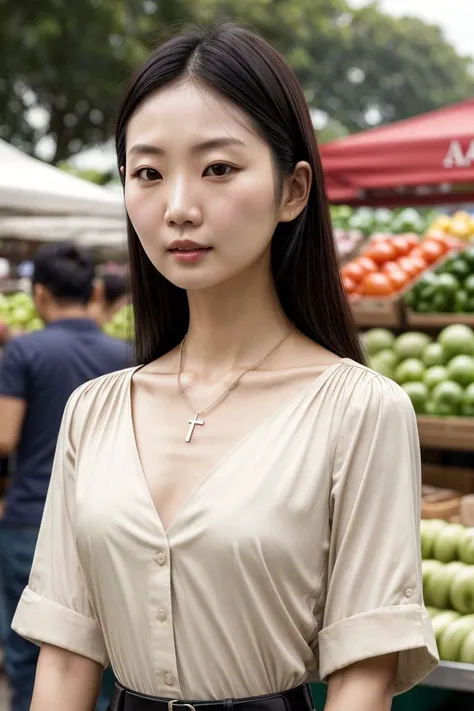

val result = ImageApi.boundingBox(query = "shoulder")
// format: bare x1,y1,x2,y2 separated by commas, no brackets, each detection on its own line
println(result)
65,366,137,423
334,359,416,435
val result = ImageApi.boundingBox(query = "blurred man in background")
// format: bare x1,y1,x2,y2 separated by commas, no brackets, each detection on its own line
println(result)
0,243,130,711
88,271,130,327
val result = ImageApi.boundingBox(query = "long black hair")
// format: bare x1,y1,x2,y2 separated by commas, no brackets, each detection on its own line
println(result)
116,22,364,365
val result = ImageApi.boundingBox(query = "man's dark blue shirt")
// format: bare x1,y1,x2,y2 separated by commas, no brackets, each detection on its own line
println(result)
0,319,131,526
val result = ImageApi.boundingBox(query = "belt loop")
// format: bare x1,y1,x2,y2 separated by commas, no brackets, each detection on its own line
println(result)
109,682,126,711
224,700,234,711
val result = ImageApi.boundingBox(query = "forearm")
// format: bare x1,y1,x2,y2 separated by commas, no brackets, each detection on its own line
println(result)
31,643,104,711
324,654,397,711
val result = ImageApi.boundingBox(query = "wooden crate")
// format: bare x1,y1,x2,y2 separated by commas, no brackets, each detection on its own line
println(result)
351,296,403,328
406,310,474,328
418,416,474,451
422,463,474,495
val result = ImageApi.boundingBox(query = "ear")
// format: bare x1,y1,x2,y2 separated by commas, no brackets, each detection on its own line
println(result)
89,278,105,305
278,161,312,223
120,166,125,176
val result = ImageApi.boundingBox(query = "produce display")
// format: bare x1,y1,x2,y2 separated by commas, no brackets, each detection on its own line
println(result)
429,212,474,243
0,292,133,341
331,206,438,236
422,520,474,663
363,325,474,416
404,247,474,314
334,228,364,261
0,292,43,332
342,232,455,298
103,303,134,341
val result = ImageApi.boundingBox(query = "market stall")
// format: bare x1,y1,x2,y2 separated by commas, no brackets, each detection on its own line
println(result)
321,98,474,208
0,139,123,217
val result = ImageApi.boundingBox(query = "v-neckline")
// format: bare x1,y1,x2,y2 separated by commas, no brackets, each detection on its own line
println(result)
127,358,352,536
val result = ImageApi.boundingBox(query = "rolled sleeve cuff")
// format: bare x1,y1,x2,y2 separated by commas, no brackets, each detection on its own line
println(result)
12,586,109,668
318,604,439,695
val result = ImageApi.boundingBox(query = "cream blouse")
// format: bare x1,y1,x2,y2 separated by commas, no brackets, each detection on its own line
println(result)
12,359,438,699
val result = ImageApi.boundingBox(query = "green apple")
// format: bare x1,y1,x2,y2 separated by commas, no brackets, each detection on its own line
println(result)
431,610,461,645
459,528,474,565
439,614,474,661
459,628,474,664
450,565,474,614
422,560,444,604
433,523,465,563
420,519,448,559
426,561,464,610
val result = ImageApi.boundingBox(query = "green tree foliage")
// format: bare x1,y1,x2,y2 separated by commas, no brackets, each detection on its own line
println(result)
0,0,472,163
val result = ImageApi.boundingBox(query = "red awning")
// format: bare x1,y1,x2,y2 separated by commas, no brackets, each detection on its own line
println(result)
320,99,474,206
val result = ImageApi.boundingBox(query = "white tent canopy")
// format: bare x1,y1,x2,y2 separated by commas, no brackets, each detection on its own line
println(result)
0,140,124,218
0,215,126,247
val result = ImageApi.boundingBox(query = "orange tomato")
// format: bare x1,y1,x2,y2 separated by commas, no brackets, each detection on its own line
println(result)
420,240,444,264
410,256,428,273
409,246,425,260
342,275,356,294
356,256,378,275
360,272,394,297
381,261,402,274
391,236,411,257
425,232,451,251
403,233,420,249
397,257,419,278
341,262,364,283
365,240,397,264
387,269,408,292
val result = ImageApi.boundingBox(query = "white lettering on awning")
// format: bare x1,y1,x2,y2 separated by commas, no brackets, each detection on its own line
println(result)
443,139,474,168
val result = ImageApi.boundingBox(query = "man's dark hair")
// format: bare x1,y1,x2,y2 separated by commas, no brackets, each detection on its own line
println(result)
102,273,130,307
32,242,95,305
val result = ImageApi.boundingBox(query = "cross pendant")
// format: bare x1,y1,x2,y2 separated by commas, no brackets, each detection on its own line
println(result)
185,414,205,443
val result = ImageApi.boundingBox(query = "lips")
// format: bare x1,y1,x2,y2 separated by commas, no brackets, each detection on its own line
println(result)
168,239,210,252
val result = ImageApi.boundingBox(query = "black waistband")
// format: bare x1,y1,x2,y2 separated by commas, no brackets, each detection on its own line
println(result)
108,682,314,711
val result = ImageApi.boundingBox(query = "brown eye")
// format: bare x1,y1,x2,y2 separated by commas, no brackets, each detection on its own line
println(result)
205,163,233,177
136,168,161,182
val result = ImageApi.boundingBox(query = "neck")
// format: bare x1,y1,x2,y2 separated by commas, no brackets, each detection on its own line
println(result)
45,306,90,324
184,260,291,377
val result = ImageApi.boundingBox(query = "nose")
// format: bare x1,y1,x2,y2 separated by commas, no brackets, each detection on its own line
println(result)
164,176,202,227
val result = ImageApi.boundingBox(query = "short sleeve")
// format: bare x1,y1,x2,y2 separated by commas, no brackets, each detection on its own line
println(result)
11,390,109,666
0,339,29,400
318,373,438,694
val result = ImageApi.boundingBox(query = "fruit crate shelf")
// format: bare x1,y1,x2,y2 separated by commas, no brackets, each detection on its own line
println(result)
417,416,474,451
406,309,474,328
422,661,474,692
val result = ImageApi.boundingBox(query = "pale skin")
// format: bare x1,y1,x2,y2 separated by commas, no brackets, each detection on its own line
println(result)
31,81,396,710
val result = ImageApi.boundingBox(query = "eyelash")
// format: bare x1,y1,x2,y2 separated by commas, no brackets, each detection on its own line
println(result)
131,163,236,182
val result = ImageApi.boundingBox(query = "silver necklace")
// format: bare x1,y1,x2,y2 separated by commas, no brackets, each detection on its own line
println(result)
178,329,292,442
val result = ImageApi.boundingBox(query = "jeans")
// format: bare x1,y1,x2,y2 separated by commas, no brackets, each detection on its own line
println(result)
0,522,111,711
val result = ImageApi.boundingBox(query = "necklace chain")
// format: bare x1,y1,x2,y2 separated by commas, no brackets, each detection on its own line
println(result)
178,328,293,421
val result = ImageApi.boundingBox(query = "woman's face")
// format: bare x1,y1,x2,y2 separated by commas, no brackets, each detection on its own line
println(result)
124,82,302,292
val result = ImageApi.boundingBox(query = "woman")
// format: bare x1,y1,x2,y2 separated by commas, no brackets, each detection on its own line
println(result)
13,22,437,711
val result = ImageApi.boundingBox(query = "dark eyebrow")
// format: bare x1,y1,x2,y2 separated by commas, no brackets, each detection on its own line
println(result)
128,137,245,157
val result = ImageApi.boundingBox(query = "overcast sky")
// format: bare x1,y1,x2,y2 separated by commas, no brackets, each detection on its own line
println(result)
350,0,474,56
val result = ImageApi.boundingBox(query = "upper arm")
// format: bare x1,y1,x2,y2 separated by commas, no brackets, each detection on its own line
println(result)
318,373,438,695
31,643,103,711
0,339,29,452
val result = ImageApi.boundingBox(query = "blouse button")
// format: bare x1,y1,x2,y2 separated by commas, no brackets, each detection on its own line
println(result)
158,608,167,622
405,588,414,598
165,673,174,686
156,552,167,566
